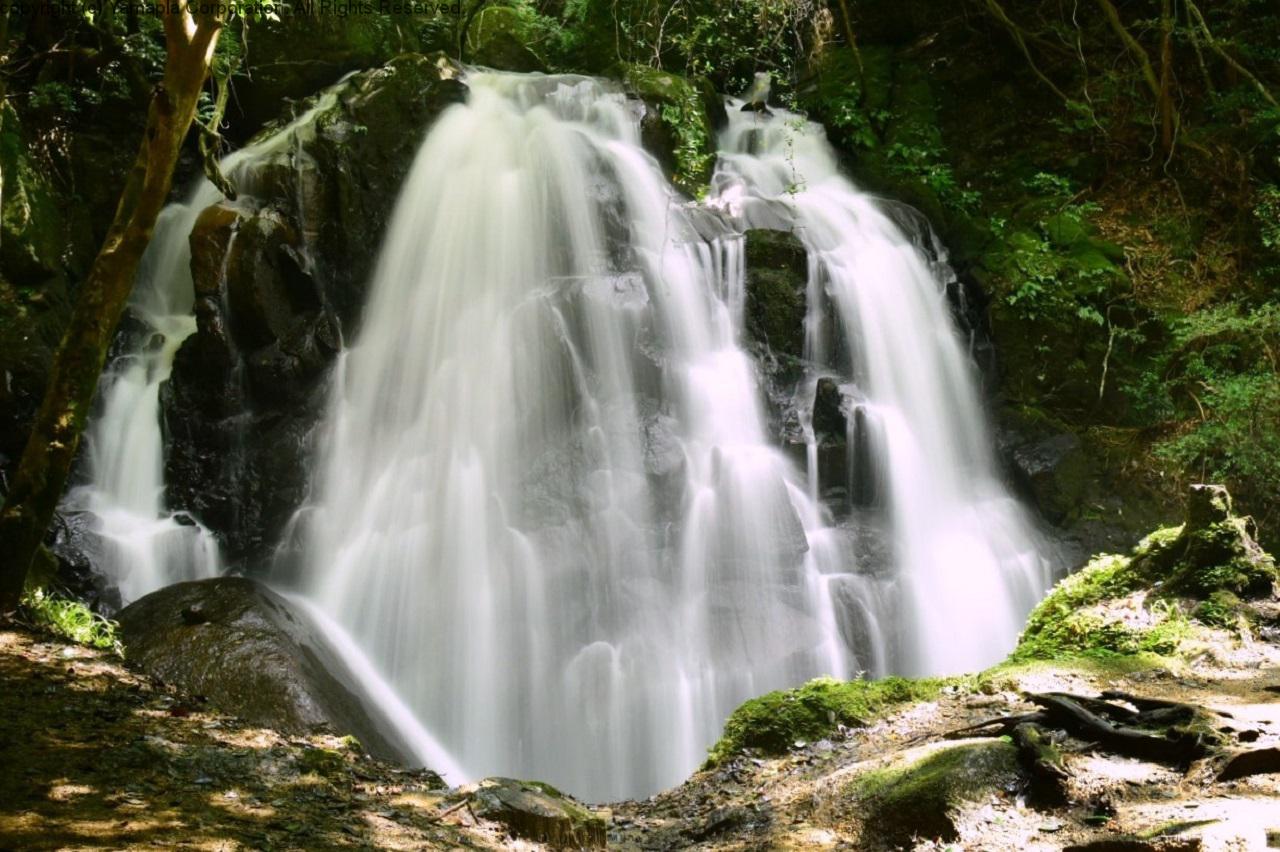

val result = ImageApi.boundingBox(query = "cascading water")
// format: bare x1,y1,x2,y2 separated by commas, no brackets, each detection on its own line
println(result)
297,70,1050,801
64,88,346,605
61,184,224,605
712,102,1053,677
298,73,862,801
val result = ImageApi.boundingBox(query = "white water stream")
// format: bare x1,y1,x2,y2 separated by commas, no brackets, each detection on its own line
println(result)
63,89,345,604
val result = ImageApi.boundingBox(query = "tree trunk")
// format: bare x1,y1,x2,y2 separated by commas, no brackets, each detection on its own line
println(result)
0,7,224,613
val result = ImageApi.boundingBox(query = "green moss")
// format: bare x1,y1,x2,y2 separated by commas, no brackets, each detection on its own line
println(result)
299,747,347,775
852,740,1018,801
703,676,945,768
1193,590,1243,628
20,588,122,654
1160,517,1278,599
1013,499,1275,664
743,229,808,357
850,741,1021,845
1012,526,1194,662
620,64,716,196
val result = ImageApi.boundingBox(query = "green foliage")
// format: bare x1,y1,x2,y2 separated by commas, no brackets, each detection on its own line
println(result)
21,589,123,655
704,676,945,768
1193,590,1243,628
992,173,1120,324
884,141,979,212
1127,302,1280,515
660,97,713,194
622,65,716,194
563,0,807,92
1255,185,1280,252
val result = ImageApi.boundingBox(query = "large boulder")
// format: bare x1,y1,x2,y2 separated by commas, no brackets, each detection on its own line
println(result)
117,576,420,765
1013,484,1277,662
466,6,548,73
1006,431,1096,526
162,54,467,566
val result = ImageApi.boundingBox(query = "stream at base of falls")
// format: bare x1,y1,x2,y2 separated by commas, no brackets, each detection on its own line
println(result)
70,69,1054,803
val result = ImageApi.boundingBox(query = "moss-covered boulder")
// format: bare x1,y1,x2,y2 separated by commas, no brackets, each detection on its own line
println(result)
705,676,943,767
464,778,607,849
619,64,720,197
851,740,1023,848
743,228,808,359
1013,484,1277,662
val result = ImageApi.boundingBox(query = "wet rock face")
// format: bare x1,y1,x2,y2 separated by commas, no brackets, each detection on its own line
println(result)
162,55,467,567
117,576,418,766
743,228,808,360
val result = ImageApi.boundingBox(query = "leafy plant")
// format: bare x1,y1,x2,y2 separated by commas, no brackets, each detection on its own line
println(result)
21,588,123,655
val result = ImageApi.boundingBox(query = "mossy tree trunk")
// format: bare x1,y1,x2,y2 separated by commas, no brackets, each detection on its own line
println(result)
0,4,224,613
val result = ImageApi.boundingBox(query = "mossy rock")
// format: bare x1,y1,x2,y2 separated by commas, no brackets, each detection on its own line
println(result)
743,229,808,359
467,777,607,849
851,740,1022,847
618,64,718,197
1013,485,1277,662
705,676,944,768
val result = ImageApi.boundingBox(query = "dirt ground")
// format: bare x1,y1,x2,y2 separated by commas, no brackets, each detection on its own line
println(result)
0,628,548,851
4,623,1280,851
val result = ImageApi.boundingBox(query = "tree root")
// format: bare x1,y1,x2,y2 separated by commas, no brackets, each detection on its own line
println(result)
948,691,1231,767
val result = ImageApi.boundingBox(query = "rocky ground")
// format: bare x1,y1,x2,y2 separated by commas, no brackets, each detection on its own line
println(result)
4,620,1278,851
0,627,602,851
614,643,1280,850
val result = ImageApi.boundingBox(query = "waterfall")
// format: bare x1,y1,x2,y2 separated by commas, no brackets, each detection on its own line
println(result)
63,87,346,605
713,103,1052,676
61,184,224,605
297,71,1050,801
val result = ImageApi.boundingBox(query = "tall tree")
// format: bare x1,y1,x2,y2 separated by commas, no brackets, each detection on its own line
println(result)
0,4,226,612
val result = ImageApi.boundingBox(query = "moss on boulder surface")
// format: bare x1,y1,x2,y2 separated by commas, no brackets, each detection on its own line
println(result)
619,64,720,197
1013,485,1276,663
852,740,1022,847
464,777,607,849
743,228,809,359
704,676,944,768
